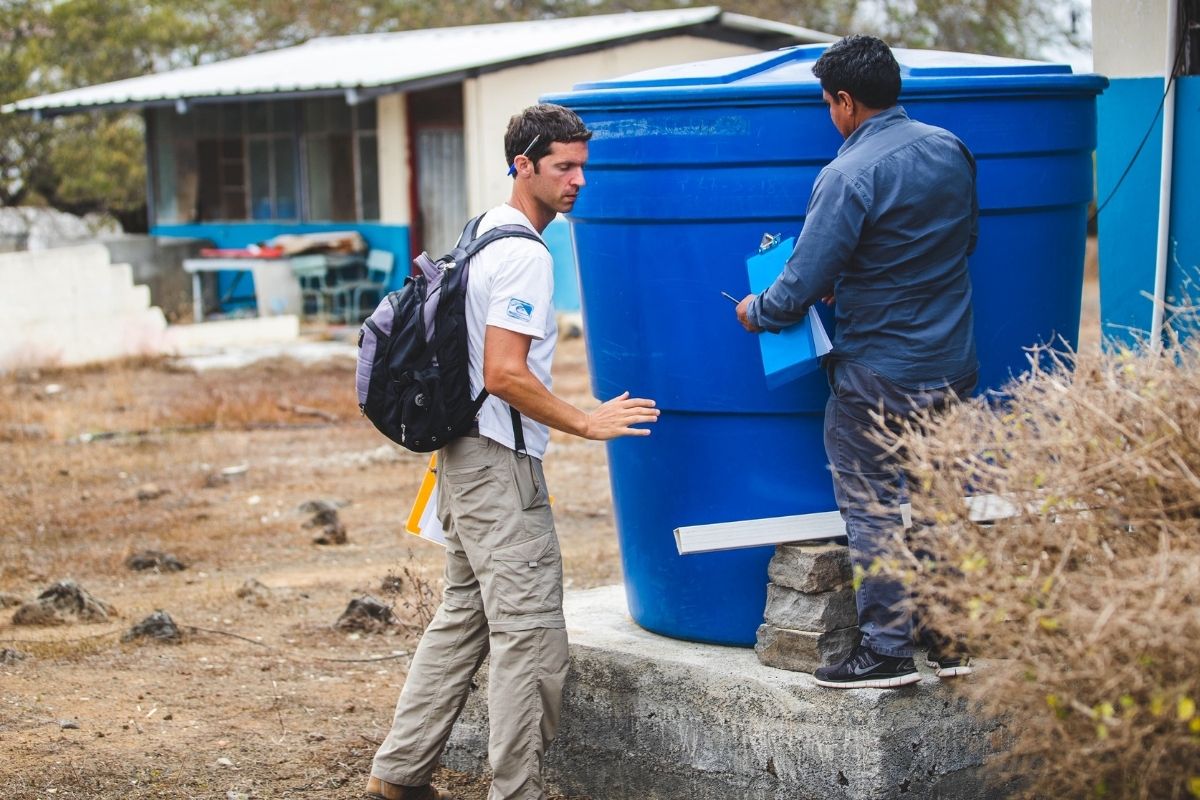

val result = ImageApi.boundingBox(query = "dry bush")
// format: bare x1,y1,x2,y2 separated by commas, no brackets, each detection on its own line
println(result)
0,355,354,435
165,358,352,429
395,560,441,634
2,358,178,439
168,383,296,428
878,336,1200,799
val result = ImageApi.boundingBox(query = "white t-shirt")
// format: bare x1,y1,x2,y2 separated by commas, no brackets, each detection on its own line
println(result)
466,204,558,459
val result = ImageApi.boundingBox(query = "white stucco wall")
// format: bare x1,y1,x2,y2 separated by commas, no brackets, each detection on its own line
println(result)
0,245,168,369
463,35,758,213
377,92,412,224
1093,0,1170,77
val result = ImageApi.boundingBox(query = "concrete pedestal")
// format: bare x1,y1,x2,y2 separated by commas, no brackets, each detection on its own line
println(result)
442,586,1007,800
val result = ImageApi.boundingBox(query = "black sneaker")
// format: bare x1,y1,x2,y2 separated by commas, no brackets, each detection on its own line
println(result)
925,647,973,678
813,644,920,689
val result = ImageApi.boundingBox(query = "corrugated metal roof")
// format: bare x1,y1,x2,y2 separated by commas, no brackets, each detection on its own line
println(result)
5,7,836,115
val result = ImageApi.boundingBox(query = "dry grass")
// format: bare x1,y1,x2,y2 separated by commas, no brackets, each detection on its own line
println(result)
878,332,1200,800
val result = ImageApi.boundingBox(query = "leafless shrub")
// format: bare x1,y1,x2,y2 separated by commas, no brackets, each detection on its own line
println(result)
876,332,1200,799
395,559,440,635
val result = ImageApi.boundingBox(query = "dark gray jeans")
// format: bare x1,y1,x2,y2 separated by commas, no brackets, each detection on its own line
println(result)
823,360,977,657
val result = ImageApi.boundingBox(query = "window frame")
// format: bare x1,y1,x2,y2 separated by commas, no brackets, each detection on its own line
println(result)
149,96,378,225
299,97,379,223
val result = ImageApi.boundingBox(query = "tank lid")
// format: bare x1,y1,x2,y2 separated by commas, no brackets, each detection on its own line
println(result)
572,44,1101,92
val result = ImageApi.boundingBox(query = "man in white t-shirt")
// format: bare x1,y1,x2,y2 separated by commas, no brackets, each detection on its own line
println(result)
367,104,660,800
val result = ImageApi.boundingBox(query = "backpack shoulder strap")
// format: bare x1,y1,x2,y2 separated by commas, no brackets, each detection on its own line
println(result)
443,223,546,269
465,223,547,258
454,214,486,249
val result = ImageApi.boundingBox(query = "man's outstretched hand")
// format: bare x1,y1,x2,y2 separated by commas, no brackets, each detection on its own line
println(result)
736,294,762,333
584,391,660,440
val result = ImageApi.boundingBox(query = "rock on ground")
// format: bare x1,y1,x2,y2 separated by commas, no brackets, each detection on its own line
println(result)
236,578,273,607
0,648,27,664
122,610,183,643
301,499,348,544
135,483,170,502
125,549,187,572
334,596,397,633
11,579,116,625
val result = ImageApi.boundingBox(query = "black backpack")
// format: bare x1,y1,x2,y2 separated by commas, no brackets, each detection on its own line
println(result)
355,215,546,453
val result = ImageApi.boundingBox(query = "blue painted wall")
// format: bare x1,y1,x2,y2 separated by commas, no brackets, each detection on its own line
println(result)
1097,76,1200,346
153,221,411,308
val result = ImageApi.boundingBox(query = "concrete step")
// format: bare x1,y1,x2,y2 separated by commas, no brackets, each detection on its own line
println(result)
0,243,112,274
162,315,300,353
0,308,167,369
3,254,150,324
1,245,114,300
0,244,172,369
442,585,1007,800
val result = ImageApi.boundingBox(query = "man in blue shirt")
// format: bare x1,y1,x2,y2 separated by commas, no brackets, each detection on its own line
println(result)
737,35,979,689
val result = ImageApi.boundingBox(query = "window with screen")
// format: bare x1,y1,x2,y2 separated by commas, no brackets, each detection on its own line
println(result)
149,97,378,224
302,98,379,222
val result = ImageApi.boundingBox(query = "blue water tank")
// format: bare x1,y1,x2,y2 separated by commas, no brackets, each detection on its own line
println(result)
545,46,1107,647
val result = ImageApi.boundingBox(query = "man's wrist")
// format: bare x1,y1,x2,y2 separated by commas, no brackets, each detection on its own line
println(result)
746,293,764,329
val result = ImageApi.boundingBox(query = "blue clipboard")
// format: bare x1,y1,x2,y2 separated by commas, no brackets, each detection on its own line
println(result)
746,234,833,389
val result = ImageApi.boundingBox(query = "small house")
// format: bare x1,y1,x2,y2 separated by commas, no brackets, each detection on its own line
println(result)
7,7,834,314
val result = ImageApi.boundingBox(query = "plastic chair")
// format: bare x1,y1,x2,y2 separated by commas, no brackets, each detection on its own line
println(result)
290,254,331,318
329,249,395,323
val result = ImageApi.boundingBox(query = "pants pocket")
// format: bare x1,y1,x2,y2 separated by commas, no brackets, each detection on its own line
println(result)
492,533,563,615
443,462,501,525
510,454,546,511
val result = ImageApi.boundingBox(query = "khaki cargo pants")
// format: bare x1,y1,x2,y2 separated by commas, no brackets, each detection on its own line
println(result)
372,433,569,800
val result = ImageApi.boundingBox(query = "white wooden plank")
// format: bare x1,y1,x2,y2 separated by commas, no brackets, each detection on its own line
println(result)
964,493,1020,521
674,495,1017,555
673,510,845,556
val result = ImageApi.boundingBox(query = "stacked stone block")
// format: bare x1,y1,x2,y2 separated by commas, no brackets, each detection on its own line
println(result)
755,541,859,672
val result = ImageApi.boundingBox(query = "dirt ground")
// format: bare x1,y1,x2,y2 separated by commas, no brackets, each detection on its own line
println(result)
1,248,1101,800
0,334,616,800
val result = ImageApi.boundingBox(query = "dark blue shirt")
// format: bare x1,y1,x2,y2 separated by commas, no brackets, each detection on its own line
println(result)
747,105,978,389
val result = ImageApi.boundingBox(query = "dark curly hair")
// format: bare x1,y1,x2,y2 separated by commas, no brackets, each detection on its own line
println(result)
504,103,592,175
812,35,901,110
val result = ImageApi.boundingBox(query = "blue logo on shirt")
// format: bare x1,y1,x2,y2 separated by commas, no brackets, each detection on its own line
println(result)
506,298,534,322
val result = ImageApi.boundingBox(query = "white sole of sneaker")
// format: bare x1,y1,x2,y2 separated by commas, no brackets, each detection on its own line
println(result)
813,672,922,689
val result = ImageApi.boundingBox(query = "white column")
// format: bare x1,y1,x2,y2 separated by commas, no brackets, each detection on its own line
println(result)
463,77,489,216
1093,0,1169,76
377,92,411,225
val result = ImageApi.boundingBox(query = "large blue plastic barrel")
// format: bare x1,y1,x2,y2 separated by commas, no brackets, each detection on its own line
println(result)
544,46,1107,646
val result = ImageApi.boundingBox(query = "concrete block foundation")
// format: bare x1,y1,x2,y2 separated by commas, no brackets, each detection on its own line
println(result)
443,586,1007,800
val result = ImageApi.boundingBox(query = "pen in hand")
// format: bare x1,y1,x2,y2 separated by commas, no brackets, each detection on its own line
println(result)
721,291,740,304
